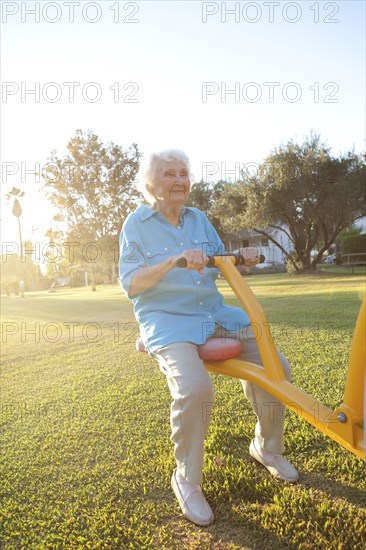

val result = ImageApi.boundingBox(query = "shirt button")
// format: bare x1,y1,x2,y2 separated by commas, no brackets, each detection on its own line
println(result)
177,226,181,229
147,252,151,256
208,315,212,319
199,301,203,305
197,281,201,285
179,242,184,246
194,239,198,243
164,247,168,251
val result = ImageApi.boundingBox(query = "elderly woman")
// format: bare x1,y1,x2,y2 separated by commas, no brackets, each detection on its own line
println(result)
119,149,298,527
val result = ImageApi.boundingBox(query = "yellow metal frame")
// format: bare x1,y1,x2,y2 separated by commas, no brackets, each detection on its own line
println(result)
204,256,365,460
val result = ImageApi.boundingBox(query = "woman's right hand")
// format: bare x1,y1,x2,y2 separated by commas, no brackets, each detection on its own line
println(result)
174,249,208,275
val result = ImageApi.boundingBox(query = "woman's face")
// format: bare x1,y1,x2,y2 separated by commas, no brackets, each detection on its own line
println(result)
149,160,191,207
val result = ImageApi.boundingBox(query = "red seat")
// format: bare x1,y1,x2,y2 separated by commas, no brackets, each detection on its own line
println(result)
198,338,242,360
136,337,242,361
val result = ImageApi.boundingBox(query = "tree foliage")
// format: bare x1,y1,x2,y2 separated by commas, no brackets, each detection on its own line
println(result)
44,129,142,239
43,130,142,288
5,187,25,209
187,180,227,238
213,135,366,271
5,187,25,252
1,243,45,294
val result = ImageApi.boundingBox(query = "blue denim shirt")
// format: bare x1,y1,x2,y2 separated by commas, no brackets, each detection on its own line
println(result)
119,204,250,353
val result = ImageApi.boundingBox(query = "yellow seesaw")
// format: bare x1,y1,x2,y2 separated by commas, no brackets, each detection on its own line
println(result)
200,255,365,461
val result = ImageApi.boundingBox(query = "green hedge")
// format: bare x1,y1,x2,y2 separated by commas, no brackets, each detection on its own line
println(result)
341,233,366,262
249,263,287,275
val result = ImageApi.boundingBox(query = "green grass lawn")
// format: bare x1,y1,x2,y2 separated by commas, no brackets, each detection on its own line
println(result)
1,273,365,549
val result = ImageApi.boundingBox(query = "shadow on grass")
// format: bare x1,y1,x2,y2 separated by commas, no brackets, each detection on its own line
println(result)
162,481,294,550
300,472,366,508
208,506,293,550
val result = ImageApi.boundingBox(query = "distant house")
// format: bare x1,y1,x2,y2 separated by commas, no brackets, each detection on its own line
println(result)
223,217,366,266
223,226,293,265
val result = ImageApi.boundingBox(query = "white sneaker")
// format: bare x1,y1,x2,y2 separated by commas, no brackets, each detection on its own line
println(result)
171,469,214,526
249,439,299,482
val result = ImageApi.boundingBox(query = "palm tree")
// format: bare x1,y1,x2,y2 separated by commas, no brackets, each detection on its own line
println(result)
5,187,25,259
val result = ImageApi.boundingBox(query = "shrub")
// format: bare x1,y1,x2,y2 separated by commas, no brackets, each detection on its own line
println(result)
341,234,366,262
249,263,287,275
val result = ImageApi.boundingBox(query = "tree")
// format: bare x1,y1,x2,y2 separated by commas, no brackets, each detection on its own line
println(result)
43,228,70,286
5,187,26,295
43,129,142,289
213,135,366,272
187,180,226,239
1,243,45,294
5,187,25,258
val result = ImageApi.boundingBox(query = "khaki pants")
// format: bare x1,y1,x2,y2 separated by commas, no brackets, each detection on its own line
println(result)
152,325,291,485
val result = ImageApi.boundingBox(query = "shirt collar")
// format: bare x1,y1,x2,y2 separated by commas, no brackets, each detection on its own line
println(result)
138,204,190,222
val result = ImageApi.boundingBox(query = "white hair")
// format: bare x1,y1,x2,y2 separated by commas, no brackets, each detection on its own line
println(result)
137,149,193,205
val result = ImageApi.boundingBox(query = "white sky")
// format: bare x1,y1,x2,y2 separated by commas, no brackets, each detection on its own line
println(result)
1,0,365,248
